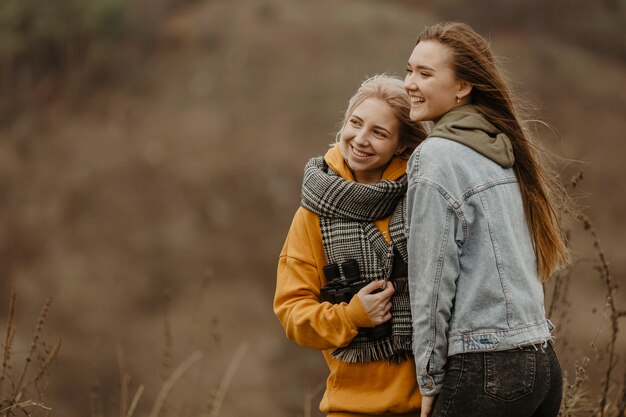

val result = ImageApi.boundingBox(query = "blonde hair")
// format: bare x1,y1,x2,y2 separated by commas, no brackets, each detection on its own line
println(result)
417,22,570,280
336,74,429,159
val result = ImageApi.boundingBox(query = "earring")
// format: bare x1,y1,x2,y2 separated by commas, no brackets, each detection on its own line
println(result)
456,96,461,104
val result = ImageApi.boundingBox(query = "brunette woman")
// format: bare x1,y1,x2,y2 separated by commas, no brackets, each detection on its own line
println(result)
404,22,569,417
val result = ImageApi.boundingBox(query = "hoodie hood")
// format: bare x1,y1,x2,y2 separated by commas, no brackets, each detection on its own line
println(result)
324,143,407,182
429,105,515,168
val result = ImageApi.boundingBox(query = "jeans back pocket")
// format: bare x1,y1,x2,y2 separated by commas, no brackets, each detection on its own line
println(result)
484,349,536,402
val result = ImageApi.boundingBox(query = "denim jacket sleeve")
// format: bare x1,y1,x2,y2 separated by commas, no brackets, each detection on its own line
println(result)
407,176,461,396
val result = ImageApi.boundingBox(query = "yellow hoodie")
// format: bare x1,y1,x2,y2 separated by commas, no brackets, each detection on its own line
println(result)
274,144,421,416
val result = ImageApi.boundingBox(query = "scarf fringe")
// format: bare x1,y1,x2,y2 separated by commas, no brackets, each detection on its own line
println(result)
331,334,413,364
392,277,409,294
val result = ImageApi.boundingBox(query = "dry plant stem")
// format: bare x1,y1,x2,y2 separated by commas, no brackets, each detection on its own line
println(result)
576,214,621,417
617,366,626,417
12,296,52,400
126,385,145,417
0,399,51,414
90,358,104,417
558,172,625,417
561,357,592,417
117,343,129,417
148,350,203,417
26,338,61,395
182,272,214,415
0,288,16,399
207,342,249,417
161,290,173,383
187,270,213,350
160,291,173,417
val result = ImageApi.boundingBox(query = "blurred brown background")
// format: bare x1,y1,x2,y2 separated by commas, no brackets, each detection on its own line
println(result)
0,0,625,416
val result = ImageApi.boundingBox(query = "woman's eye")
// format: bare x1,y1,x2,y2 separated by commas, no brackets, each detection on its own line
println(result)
349,119,362,127
406,68,413,74
421,72,431,77
373,130,387,138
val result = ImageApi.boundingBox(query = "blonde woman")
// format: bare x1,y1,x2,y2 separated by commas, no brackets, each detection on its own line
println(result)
275,75,429,416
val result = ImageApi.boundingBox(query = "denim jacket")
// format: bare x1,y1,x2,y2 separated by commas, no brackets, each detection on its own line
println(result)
406,106,553,396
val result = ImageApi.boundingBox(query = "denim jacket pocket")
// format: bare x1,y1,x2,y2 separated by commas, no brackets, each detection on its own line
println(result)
483,350,536,402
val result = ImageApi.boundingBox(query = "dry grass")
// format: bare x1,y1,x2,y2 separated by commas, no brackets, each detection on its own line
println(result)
102,343,248,417
0,288,60,416
1,275,250,417
549,173,626,417
83,275,247,417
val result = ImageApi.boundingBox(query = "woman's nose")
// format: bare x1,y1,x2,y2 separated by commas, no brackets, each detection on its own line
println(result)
354,130,369,145
404,75,416,91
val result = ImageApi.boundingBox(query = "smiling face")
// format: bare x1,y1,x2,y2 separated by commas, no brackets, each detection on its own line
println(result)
339,97,403,184
404,40,471,123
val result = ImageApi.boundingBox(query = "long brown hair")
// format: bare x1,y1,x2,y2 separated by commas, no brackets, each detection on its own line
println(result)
417,22,569,280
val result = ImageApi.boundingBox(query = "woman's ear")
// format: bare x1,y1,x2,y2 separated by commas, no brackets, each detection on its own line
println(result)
394,146,407,156
457,80,473,102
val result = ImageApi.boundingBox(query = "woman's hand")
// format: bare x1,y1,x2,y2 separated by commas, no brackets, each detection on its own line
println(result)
356,280,395,325
420,395,436,417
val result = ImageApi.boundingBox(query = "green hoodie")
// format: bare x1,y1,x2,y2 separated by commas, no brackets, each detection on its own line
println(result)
429,104,515,168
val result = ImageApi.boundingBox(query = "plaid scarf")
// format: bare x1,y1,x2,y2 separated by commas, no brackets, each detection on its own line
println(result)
301,156,413,363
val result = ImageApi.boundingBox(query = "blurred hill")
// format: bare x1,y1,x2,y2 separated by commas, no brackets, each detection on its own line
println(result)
0,0,625,416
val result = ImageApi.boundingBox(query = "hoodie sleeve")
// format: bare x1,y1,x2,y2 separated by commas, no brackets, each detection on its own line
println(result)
274,207,373,350
406,148,461,396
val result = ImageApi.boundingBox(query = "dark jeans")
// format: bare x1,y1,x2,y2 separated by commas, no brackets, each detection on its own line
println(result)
432,342,562,417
